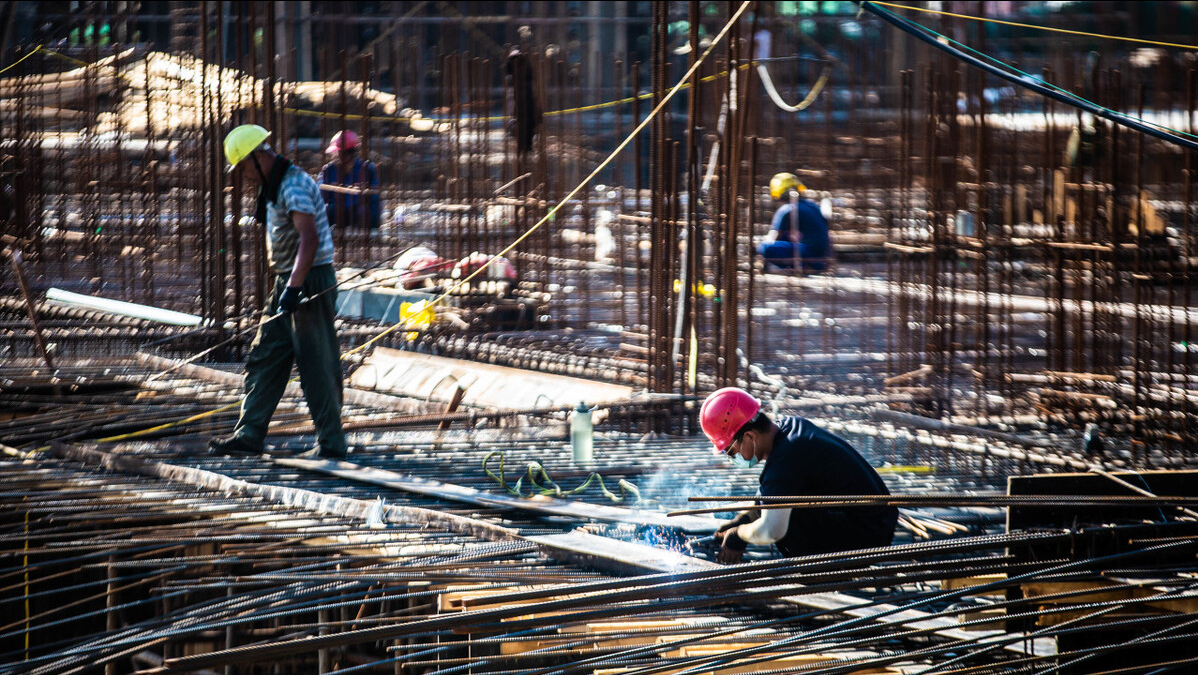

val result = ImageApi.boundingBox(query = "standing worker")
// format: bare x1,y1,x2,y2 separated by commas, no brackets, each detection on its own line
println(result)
208,124,349,460
318,129,381,230
757,172,831,273
700,387,896,563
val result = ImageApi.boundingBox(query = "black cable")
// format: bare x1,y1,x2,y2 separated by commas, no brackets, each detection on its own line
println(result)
858,1,1198,153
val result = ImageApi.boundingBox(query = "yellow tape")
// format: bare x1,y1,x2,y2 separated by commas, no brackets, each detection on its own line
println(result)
0,45,43,75
40,48,91,67
95,401,241,443
877,465,937,474
282,64,750,126
868,1,1198,51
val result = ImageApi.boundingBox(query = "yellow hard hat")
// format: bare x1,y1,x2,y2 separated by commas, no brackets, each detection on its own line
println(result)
769,172,805,200
223,124,271,172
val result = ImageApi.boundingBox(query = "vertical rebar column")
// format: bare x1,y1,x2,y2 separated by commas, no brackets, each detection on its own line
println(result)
632,61,644,336
142,46,160,307
681,0,701,396
1185,69,1196,446
615,57,628,330
337,49,350,263
648,0,667,395
719,25,744,386
104,555,118,675
198,1,211,324
1132,82,1147,458
212,1,227,344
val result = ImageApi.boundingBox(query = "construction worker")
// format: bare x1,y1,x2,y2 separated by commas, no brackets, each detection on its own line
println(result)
757,172,831,273
208,124,348,459
700,387,897,563
318,129,381,230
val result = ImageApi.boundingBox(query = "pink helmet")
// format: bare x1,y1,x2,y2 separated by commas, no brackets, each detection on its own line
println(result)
326,129,360,154
699,387,761,454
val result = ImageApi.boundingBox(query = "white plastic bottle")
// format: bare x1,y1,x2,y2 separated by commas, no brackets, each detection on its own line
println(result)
571,401,594,466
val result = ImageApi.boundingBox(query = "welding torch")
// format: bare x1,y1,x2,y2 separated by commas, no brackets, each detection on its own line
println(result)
684,534,719,554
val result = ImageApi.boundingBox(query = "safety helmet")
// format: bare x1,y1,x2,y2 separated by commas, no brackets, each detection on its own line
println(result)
223,124,271,173
326,129,360,154
699,387,761,454
769,172,805,200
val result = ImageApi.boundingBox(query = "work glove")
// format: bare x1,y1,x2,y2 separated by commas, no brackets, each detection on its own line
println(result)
278,286,304,314
716,510,758,535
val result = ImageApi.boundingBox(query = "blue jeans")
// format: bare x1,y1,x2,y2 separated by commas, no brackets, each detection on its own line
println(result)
758,240,829,273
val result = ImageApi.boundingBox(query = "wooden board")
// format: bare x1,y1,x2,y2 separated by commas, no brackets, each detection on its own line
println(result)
349,346,634,409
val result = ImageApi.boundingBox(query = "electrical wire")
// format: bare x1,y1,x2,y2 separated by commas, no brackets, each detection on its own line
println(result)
866,0,1198,51
859,1,1198,152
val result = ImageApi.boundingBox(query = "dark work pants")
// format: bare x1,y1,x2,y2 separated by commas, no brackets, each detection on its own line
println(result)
230,264,347,456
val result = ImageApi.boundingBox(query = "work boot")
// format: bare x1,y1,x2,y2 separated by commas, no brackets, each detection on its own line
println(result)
208,436,263,456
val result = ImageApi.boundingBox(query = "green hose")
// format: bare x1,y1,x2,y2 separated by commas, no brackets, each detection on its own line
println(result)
482,451,652,505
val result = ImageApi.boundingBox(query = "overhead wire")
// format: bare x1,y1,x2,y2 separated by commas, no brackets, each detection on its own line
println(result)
866,0,1198,51
859,1,1198,152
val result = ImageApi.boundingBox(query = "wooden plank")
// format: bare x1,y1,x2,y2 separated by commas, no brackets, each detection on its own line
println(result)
275,457,722,533
520,532,1045,656
524,531,718,575
135,352,434,415
941,574,1006,594
349,347,634,410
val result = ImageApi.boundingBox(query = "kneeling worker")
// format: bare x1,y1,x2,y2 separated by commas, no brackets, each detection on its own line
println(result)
757,172,831,273
700,387,897,564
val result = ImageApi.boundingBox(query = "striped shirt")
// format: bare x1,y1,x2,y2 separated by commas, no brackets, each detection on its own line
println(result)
266,165,335,275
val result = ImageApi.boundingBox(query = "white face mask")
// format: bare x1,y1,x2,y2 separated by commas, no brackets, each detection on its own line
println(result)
730,453,758,469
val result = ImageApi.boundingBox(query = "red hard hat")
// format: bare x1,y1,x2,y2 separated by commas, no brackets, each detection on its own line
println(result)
326,129,360,154
699,387,761,454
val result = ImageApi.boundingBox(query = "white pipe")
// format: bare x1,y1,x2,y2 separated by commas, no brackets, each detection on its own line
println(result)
45,288,203,326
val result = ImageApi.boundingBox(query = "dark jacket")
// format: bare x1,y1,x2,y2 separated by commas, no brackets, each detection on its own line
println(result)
758,417,897,556
318,158,381,229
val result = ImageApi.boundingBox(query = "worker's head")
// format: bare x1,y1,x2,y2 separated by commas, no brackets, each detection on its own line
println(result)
769,172,805,201
327,130,360,160
700,387,763,467
224,124,272,174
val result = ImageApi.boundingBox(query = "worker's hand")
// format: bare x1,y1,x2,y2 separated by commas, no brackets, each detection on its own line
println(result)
278,286,304,314
715,527,746,565
716,544,744,565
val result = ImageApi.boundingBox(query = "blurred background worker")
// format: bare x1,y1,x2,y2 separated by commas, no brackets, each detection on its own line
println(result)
318,129,381,230
700,387,897,564
757,172,831,273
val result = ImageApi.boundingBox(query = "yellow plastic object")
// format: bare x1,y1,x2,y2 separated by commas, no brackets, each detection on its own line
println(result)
877,465,936,474
672,278,717,298
223,124,271,172
769,172,805,200
400,300,435,340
